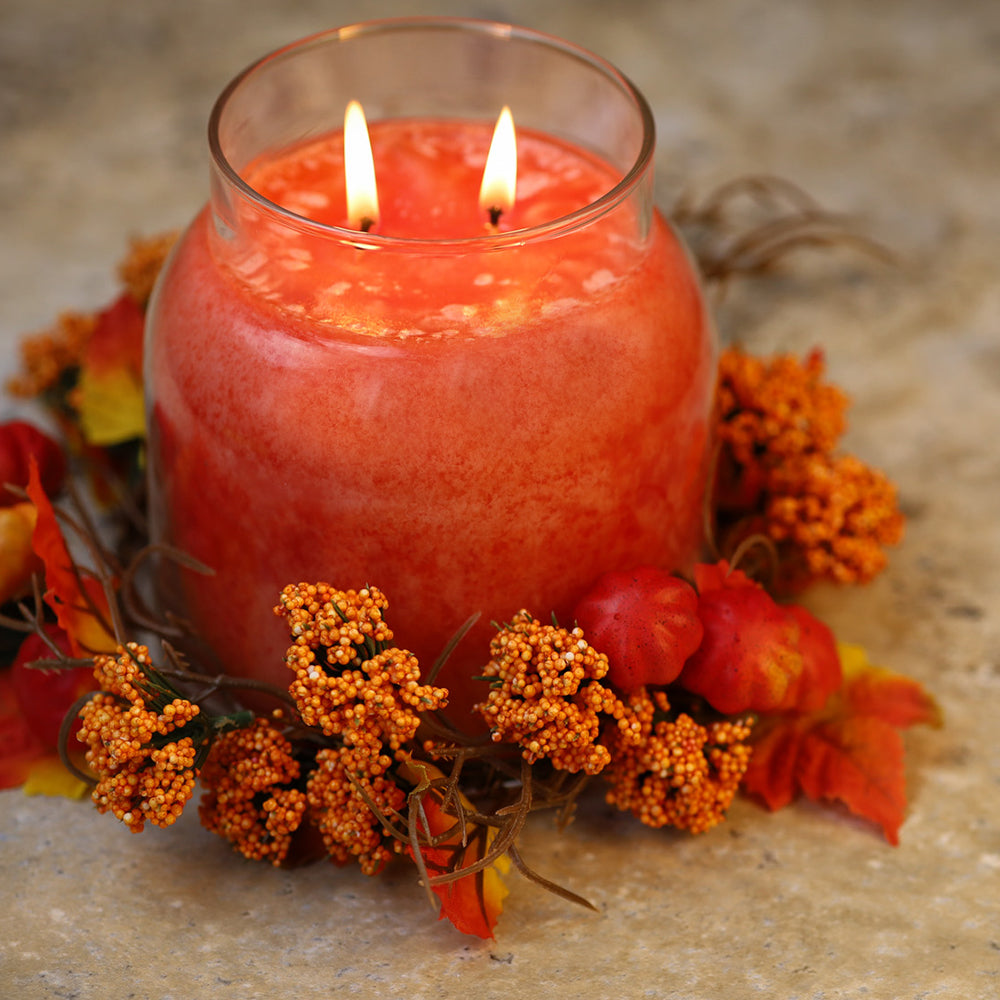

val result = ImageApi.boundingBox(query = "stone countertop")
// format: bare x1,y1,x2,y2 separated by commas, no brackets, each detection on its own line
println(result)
1,1,998,997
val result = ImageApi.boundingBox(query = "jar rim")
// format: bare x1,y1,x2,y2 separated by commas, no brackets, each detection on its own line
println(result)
207,17,656,251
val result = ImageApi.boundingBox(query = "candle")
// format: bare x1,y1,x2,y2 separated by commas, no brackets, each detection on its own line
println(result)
145,20,715,726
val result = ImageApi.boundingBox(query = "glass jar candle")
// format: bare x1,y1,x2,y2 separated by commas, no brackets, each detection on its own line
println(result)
145,18,715,726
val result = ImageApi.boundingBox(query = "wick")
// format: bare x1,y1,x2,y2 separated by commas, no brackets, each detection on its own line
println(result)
359,216,375,234
488,205,503,228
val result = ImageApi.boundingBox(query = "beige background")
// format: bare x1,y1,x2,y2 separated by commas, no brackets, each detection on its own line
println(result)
2,1,998,997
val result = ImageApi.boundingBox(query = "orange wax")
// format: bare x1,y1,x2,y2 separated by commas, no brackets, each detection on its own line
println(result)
146,119,714,728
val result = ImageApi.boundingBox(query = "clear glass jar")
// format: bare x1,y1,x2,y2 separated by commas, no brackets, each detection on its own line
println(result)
145,18,714,724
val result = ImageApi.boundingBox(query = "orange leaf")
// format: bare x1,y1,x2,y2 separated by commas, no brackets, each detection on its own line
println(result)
839,643,943,729
743,643,938,844
741,716,807,812
796,715,906,845
25,456,116,656
409,791,510,939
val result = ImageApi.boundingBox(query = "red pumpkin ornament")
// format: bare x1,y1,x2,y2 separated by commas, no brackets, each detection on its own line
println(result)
572,566,703,691
677,561,841,714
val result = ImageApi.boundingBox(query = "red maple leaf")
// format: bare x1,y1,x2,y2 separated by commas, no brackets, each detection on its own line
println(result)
82,292,145,379
0,421,68,604
10,626,95,748
407,788,510,939
25,456,116,656
0,420,67,508
743,643,941,844
0,626,94,794
71,292,147,448
0,667,50,790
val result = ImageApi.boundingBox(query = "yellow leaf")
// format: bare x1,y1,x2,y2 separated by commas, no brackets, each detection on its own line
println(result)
74,365,146,447
0,501,41,604
22,754,89,799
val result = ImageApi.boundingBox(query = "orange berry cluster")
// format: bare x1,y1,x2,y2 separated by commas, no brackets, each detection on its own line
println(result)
273,583,451,873
9,230,174,399
117,231,177,306
714,346,902,588
199,716,307,866
290,647,448,756
8,310,96,398
765,453,905,586
276,583,394,670
77,644,202,832
477,611,635,775
306,744,407,875
606,690,753,834
275,583,447,757
716,347,847,478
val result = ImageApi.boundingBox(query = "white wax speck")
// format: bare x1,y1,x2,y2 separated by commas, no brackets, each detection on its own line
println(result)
540,297,578,317
440,303,474,320
291,190,330,209
583,268,618,293
515,173,549,199
239,252,269,275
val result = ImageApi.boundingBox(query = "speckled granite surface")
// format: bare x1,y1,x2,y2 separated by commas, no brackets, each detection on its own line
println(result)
1,1,998,997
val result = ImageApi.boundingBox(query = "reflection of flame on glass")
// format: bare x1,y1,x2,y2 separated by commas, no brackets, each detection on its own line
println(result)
479,106,517,226
344,100,379,232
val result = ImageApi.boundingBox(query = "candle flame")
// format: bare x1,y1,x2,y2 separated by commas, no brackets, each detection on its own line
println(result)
344,100,379,232
479,106,517,224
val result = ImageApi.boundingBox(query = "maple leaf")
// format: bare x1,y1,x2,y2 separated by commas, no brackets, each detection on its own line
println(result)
71,292,146,446
0,666,49,789
0,666,86,796
406,777,510,939
838,642,943,729
0,420,67,508
0,500,42,605
0,421,68,603
743,643,941,844
10,626,96,747
21,754,89,798
25,456,117,656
